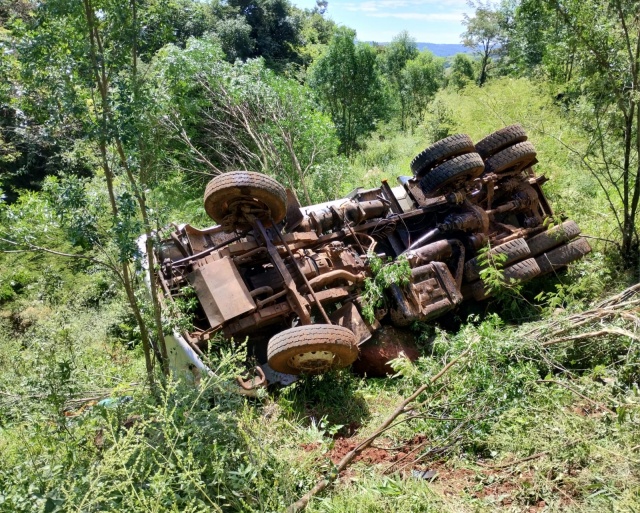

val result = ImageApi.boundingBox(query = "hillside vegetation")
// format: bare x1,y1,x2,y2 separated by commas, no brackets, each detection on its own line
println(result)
1,0,640,512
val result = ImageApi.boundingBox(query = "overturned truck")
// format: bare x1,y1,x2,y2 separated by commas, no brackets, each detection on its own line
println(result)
153,125,591,390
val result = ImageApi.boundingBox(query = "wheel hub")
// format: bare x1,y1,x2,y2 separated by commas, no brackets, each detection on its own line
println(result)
222,198,272,231
289,350,336,373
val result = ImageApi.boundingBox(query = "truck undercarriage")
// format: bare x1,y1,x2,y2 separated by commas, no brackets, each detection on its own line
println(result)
152,125,591,390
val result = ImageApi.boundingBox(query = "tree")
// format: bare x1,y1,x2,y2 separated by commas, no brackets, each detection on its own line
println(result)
0,4,93,202
379,31,419,130
507,0,640,265
462,1,505,86
503,0,577,81
213,16,254,62
448,53,476,89
309,27,389,156
226,0,302,69
296,4,337,69
6,0,198,385
528,0,640,266
157,40,340,204
401,51,445,128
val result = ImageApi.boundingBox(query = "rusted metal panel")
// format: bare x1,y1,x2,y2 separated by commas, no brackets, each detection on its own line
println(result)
188,256,256,330
389,262,462,326
330,302,372,346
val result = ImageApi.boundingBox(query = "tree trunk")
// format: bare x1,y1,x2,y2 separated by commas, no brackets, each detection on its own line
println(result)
82,0,161,385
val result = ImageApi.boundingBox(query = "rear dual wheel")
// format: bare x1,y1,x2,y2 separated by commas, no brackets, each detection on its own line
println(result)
411,134,476,178
419,152,485,197
484,141,537,174
476,124,537,174
475,124,528,159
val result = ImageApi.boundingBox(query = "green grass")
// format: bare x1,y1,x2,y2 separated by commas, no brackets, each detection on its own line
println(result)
1,78,639,512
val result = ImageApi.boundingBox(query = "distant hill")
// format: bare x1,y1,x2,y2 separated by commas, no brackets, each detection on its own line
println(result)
416,43,472,57
368,41,474,58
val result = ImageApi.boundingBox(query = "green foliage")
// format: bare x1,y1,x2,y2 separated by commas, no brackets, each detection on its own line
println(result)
226,0,302,70
309,27,390,156
497,0,640,265
425,99,456,142
157,38,340,204
213,15,254,62
296,6,337,70
534,250,612,311
163,285,198,334
448,53,476,90
361,253,411,323
401,51,445,130
476,243,510,295
41,175,101,249
500,0,557,75
2,1,640,511
462,1,507,85
0,333,300,511
378,31,419,130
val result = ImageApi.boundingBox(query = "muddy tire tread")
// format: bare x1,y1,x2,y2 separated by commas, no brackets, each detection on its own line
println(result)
204,171,287,227
484,141,537,174
503,258,541,281
527,220,581,257
471,258,541,301
536,237,591,275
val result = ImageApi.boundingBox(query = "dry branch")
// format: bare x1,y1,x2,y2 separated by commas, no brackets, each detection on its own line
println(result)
537,379,615,415
479,450,549,469
542,327,640,347
286,347,471,513
523,283,640,348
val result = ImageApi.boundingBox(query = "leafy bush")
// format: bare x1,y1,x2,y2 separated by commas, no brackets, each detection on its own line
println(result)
361,254,411,323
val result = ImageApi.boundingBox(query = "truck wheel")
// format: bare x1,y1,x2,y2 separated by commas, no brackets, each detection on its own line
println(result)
536,237,591,275
204,171,287,231
267,324,359,375
527,220,581,257
484,141,537,174
464,238,531,282
475,124,528,159
419,152,485,196
471,257,541,300
411,134,475,178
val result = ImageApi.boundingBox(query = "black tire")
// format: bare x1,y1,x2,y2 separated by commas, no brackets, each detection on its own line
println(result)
267,324,359,375
464,238,531,282
527,220,581,257
204,171,287,231
536,238,591,275
475,124,528,159
410,134,475,178
419,152,485,197
484,141,537,174
471,257,541,300
503,258,542,282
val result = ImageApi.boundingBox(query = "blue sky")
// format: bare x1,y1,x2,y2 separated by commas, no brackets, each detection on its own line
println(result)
291,0,470,44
